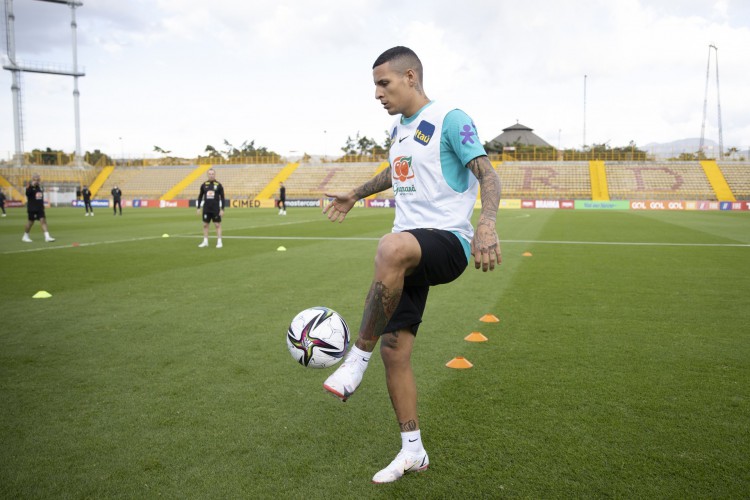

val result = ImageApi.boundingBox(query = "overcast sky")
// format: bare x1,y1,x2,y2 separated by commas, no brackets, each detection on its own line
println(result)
1,0,748,160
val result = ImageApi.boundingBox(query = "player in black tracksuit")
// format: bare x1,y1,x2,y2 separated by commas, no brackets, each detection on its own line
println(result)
22,173,55,242
111,186,122,215
82,185,94,216
0,188,6,216
196,168,225,248
278,182,287,215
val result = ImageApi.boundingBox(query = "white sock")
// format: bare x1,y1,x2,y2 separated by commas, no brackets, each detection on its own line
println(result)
217,238,222,245
44,232,51,238
202,238,208,244
401,430,423,453
348,345,371,366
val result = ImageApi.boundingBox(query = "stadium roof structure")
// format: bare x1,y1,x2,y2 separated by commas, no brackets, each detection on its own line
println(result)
486,122,552,152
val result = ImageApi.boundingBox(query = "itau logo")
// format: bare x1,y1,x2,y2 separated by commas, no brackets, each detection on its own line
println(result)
392,156,414,182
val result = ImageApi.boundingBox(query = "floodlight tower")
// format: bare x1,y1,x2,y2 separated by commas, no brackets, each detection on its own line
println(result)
2,0,85,167
699,44,723,160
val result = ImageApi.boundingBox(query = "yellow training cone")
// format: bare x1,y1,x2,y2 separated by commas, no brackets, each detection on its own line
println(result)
33,291,52,299
522,251,533,257
277,246,287,252
162,234,170,238
446,356,473,369
465,332,488,342
480,314,500,323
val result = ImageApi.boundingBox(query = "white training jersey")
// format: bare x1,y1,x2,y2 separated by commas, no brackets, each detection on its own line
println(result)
388,100,486,245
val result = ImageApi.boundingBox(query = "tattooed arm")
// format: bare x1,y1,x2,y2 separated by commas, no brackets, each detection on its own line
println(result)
467,155,502,271
323,166,393,223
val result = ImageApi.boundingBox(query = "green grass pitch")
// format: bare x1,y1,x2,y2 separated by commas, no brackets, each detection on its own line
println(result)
1,206,749,498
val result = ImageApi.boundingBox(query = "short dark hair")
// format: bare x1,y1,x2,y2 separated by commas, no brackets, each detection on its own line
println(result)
373,46,423,84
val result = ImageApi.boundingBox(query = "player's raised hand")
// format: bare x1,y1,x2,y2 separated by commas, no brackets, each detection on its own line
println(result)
323,192,356,223
471,218,502,272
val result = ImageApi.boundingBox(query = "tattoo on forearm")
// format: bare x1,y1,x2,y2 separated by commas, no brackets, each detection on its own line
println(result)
359,280,402,341
399,419,418,432
468,156,501,221
354,167,392,200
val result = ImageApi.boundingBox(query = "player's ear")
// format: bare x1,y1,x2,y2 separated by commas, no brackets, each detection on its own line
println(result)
405,68,417,87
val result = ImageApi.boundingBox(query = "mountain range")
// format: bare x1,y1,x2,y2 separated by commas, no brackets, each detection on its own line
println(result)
643,138,719,157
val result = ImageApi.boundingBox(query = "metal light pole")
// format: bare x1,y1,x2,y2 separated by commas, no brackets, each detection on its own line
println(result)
583,75,587,150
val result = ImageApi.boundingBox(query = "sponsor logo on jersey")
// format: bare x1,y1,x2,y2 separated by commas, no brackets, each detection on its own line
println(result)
414,120,435,146
460,123,477,145
392,156,415,182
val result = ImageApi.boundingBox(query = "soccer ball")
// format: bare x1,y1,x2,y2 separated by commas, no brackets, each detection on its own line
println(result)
287,307,350,368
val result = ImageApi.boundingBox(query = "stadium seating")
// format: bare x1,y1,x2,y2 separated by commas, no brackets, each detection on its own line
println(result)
178,164,285,200
605,162,715,200
98,166,197,199
496,162,591,199
3,161,748,202
0,166,97,192
718,163,750,200
284,163,385,199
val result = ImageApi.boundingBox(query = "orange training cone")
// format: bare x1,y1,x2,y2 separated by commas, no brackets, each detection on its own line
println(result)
479,314,500,323
446,356,473,369
522,251,533,257
465,332,488,342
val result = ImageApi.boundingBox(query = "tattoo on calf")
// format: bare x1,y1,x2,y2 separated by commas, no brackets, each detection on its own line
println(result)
399,419,418,432
359,281,402,340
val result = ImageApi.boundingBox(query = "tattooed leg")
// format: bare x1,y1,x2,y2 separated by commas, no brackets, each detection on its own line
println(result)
353,232,421,352
355,281,403,352
381,329,419,430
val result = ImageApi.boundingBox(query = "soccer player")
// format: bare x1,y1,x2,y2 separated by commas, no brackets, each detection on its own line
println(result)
322,46,501,483
278,182,287,215
81,185,94,216
196,168,225,248
22,173,56,242
111,185,122,215
0,187,6,216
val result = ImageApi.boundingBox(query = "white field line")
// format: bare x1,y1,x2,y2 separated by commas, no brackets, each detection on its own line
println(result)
4,234,748,255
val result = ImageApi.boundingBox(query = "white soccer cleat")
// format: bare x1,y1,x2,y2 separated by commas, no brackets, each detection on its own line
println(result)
372,449,430,484
45,236,55,242
323,356,365,402
216,241,223,248
22,235,32,242
198,241,209,248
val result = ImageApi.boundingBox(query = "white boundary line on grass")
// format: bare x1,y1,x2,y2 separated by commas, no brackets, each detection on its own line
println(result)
4,235,749,255
174,235,750,247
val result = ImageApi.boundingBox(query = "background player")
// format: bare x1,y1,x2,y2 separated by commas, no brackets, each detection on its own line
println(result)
278,181,287,215
22,173,56,242
111,185,122,215
196,168,225,248
82,185,94,216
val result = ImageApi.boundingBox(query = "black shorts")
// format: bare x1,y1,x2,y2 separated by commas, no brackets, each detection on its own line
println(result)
27,209,46,221
383,229,468,335
203,211,222,223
